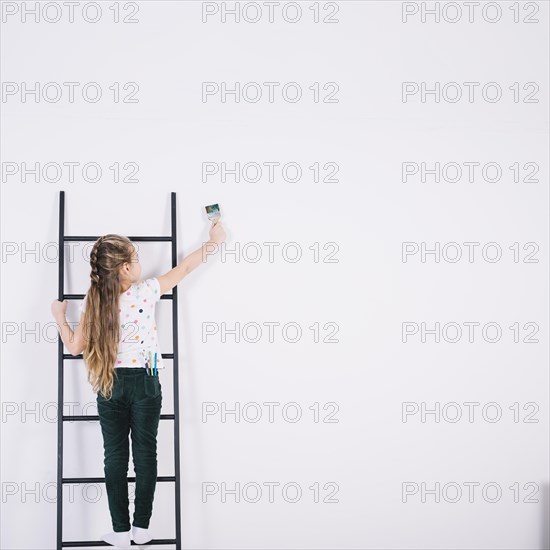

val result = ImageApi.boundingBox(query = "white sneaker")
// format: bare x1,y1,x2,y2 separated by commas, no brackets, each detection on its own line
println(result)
132,524,154,544
101,529,132,549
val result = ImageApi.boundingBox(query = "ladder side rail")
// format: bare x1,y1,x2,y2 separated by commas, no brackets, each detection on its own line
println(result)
171,192,182,548
57,190,65,550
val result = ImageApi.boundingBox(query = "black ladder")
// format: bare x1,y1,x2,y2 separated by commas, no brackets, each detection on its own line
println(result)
56,190,182,548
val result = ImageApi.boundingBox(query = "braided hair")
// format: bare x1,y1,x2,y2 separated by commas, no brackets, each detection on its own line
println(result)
81,234,136,399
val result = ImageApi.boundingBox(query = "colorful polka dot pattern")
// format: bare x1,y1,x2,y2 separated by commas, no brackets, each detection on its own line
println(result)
113,277,164,369
80,277,163,369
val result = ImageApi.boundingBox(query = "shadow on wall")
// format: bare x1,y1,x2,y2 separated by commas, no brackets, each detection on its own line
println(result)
541,481,549,550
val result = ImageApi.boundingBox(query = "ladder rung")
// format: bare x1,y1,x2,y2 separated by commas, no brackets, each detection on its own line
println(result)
63,294,174,300
63,414,175,422
63,476,176,484
63,353,174,360
64,236,173,242
62,538,177,546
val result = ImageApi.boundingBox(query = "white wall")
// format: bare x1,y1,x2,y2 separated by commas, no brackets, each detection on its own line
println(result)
1,1,549,549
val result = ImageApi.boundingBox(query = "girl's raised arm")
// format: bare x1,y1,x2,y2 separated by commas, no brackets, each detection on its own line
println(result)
157,221,226,295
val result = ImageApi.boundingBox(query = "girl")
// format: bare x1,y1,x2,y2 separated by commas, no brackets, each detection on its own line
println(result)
51,221,226,548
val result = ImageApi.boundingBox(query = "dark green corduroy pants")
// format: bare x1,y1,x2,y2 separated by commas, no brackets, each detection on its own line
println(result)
96,368,162,532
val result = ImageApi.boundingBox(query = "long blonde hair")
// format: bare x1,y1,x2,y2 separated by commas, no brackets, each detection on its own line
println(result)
81,234,135,400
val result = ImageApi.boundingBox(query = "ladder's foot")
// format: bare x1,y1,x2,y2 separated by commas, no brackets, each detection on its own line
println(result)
132,525,154,544
101,529,132,549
